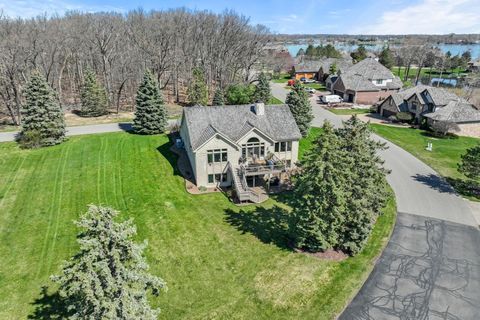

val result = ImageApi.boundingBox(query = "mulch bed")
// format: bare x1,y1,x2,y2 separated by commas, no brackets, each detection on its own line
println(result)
295,248,348,261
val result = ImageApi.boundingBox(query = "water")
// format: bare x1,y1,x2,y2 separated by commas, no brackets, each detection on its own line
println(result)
286,43,480,59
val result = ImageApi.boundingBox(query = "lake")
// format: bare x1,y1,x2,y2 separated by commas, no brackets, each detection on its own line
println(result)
286,43,480,59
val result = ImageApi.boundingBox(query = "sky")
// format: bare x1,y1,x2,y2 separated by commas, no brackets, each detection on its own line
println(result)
1,0,479,35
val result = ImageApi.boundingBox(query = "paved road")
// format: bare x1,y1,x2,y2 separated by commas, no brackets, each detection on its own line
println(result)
271,82,480,319
0,120,179,143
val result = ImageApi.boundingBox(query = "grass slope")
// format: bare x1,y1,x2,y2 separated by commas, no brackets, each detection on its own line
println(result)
0,131,395,319
328,109,371,116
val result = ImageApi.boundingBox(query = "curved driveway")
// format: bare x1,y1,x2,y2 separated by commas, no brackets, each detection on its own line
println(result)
272,83,480,319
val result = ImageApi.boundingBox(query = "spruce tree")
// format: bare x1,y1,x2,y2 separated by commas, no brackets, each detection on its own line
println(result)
133,70,168,134
286,81,313,137
254,72,271,103
80,69,108,117
379,46,395,69
20,72,65,148
459,144,480,180
52,205,167,320
292,116,389,255
187,67,208,106
212,87,225,106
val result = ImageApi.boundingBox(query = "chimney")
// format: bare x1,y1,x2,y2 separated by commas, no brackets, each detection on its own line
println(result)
254,102,265,116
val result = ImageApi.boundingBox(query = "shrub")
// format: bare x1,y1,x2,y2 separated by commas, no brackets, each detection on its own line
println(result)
395,112,413,123
18,130,42,149
225,84,255,105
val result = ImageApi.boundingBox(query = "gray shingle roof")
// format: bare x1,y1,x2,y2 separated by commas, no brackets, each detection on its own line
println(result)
293,61,322,73
182,104,302,150
424,100,480,123
343,58,395,80
319,58,353,74
422,87,459,106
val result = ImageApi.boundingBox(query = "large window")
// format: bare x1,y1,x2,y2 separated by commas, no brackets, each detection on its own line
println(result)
275,141,292,152
241,137,265,159
207,149,227,164
208,173,228,183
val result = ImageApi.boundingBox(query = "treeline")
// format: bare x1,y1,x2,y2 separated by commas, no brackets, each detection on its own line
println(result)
298,44,342,59
0,9,269,125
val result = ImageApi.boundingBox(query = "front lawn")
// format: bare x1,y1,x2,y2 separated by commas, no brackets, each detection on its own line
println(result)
370,124,480,198
267,96,284,105
271,73,292,83
0,130,395,319
328,108,371,116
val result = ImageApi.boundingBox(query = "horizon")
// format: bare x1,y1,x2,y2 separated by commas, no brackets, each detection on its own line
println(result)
1,0,480,35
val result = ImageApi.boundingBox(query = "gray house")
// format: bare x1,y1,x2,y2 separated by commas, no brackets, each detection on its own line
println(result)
179,103,302,202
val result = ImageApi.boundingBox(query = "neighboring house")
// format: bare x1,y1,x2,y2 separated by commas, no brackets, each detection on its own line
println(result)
179,103,302,202
325,75,338,90
317,57,353,81
378,85,458,121
424,100,480,137
331,58,402,104
291,61,322,80
467,59,480,72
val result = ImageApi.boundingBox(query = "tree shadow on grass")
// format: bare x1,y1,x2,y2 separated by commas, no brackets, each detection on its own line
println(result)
28,286,72,320
156,139,181,177
224,205,296,250
412,173,456,194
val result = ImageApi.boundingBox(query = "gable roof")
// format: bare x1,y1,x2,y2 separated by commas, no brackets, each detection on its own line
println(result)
422,87,459,106
318,57,353,74
293,61,323,73
424,100,480,123
343,58,395,80
182,104,302,151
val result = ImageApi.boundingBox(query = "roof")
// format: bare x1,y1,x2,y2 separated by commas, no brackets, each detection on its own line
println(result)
318,58,353,74
424,100,480,123
343,58,395,80
182,104,302,151
382,85,453,110
293,61,322,73
422,87,458,106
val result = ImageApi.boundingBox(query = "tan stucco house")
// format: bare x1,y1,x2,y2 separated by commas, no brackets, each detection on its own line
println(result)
179,103,302,202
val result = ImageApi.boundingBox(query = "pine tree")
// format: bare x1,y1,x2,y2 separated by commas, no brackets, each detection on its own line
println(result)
350,45,367,62
187,67,208,106
133,70,168,134
80,69,108,117
459,144,480,180
212,87,225,106
292,116,389,255
286,81,313,137
292,122,348,252
379,46,394,69
52,205,167,320
20,72,65,148
254,72,271,103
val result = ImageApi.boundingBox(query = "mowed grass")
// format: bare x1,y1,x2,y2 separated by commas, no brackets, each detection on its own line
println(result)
0,131,395,319
328,108,371,116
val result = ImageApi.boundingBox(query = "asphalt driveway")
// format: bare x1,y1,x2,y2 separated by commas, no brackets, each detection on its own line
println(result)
271,82,480,319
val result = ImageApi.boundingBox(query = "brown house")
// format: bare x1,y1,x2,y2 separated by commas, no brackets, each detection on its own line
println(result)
291,61,322,80
331,58,402,104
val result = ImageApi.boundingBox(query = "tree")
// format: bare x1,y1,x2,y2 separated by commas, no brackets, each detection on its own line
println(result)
379,46,394,69
187,67,208,106
212,87,225,106
430,119,459,136
350,45,367,62
133,69,168,134
80,69,109,117
461,50,472,64
225,84,255,105
19,72,65,148
329,63,337,75
292,117,389,255
459,144,480,180
254,72,271,103
52,205,167,320
285,81,313,137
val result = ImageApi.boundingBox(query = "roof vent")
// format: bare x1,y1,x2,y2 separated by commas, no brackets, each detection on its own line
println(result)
254,102,265,116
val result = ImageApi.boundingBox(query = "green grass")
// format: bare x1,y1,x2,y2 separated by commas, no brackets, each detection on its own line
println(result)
370,124,480,199
329,108,371,116
303,83,326,90
391,66,468,80
267,96,284,105
271,73,292,83
0,130,395,319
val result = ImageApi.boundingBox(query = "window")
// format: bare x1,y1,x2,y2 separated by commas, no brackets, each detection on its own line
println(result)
411,102,417,111
215,174,221,182
208,173,227,184
208,174,214,183
375,79,383,85
241,137,265,159
207,149,227,164
275,141,292,152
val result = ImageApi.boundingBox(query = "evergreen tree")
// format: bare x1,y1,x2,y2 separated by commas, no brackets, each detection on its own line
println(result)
52,205,167,320
379,46,394,69
20,72,65,148
285,81,313,137
133,70,168,134
80,69,108,117
254,72,271,103
329,63,337,75
350,45,368,62
292,116,389,255
459,144,480,180
187,67,208,106
293,122,348,251
212,87,225,106
225,84,255,105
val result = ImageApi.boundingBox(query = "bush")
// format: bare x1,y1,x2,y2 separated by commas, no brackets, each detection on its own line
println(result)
225,84,255,105
18,130,42,149
395,112,413,123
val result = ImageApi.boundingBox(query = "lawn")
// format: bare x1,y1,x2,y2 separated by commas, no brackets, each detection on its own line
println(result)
370,124,480,198
271,73,292,83
267,96,284,105
391,66,468,81
0,130,395,319
328,108,371,116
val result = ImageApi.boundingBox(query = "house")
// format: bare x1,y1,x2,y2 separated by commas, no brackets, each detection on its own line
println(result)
325,75,338,90
467,59,480,72
179,103,302,202
291,61,322,80
424,100,480,137
378,85,458,121
331,58,403,104
317,57,353,81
